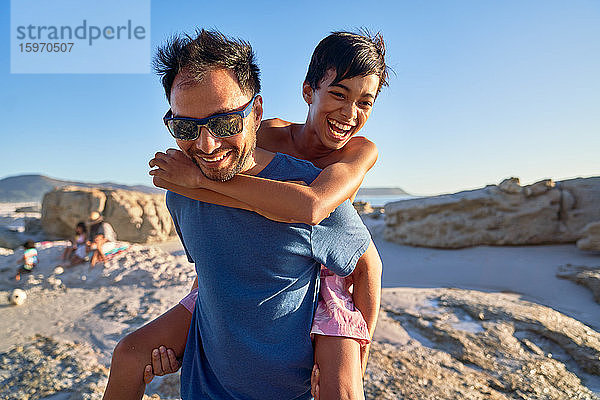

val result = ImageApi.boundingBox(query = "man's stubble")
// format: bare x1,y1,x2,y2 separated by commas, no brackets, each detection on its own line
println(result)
190,128,257,182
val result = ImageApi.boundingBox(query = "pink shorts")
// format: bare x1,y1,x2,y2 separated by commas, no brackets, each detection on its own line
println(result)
179,287,198,312
179,266,370,346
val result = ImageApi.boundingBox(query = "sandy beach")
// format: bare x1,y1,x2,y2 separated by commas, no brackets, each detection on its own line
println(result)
0,203,598,399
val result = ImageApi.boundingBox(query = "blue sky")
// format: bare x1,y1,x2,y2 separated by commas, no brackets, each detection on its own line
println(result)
1,0,598,196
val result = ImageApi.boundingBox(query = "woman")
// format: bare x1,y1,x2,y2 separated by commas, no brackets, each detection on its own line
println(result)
104,30,388,400
60,221,87,266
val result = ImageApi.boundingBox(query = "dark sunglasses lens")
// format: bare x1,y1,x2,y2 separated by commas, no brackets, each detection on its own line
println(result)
207,114,243,137
168,120,198,140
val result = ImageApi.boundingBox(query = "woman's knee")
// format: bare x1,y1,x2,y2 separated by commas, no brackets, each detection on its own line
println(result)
112,331,148,367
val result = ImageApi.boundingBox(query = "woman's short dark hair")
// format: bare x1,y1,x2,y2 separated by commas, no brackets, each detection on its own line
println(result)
305,30,389,95
23,240,35,249
154,29,261,103
76,221,87,235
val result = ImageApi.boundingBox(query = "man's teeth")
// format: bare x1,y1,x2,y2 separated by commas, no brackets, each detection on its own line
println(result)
328,119,353,139
201,152,228,162
328,119,352,132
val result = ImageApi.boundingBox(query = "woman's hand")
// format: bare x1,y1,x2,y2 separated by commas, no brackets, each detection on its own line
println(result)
149,149,204,188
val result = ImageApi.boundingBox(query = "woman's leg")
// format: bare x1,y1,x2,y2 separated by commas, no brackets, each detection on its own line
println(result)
62,247,73,261
102,304,192,400
66,254,84,267
310,268,369,400
314,335,364,400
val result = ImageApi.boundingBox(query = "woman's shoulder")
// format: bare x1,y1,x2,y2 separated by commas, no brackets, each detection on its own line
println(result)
260,118,294,129
315,136,378,168
257,119,298,154
344,136,377,152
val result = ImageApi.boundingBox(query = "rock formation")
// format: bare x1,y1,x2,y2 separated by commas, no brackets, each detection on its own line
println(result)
41,186,175,243
364,288,600,399
557,264,600,305
384,177,600,248
577,222,600,252
0,226,24,249
354,201,375,215
354,201,385,219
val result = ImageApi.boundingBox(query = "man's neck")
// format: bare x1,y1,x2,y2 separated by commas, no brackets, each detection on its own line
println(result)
240,148,276,176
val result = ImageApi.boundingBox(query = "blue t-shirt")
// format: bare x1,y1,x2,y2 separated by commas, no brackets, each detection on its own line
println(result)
167,152,371,400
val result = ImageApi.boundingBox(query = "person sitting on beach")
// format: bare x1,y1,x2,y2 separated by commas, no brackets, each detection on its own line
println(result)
61,221,87,266
103,29,384,400
87,211,117,267
14,240,38,281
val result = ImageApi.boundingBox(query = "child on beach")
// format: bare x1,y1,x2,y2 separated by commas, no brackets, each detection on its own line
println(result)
104,30,387,400
14,240,38,281
61,221,88,266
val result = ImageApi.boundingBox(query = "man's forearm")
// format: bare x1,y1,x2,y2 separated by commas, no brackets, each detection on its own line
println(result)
351,240,382,373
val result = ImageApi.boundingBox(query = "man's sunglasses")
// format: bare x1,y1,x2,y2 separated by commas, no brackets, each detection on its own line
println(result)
163,95,257,140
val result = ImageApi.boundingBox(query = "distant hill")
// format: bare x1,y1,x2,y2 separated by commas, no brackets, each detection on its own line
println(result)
0,174,163,203
0,175,409,203
357,187,410,196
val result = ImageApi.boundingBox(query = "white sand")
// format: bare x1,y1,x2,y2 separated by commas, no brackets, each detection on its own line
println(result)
0,240,196,357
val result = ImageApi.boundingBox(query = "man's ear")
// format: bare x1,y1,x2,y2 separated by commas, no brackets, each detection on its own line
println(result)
253,95,264,127
302,82,313,105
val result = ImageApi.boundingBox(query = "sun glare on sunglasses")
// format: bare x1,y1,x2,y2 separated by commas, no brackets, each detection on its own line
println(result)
163,95,257,140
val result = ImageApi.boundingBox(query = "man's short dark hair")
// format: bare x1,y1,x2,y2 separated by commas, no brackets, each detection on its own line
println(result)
305,30,389,95
154,29,261,103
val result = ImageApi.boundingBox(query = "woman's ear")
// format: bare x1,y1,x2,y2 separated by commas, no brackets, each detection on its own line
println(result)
302,82,313,105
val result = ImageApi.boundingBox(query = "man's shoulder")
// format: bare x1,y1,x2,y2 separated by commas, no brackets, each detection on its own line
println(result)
274,152,321,171
165,190,190,211
258,153,322,185
165,190,216,213
166,190,190,203
323,199,363,224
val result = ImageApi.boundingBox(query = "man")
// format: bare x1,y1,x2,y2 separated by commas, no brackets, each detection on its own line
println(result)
104,29,380,400
164,30,374,399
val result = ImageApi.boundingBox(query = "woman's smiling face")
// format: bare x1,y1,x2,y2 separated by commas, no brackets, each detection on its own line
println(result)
303,70,380,150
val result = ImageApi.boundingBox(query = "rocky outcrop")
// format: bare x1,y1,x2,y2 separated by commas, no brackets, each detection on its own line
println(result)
41,186,175,243
0,226,24,249
577,222,600,252
101,190,175,244
557,264,600,304
354,201,375,215
365,288,600,399
384,177,600,248
0,223,47,250
354,201,385,219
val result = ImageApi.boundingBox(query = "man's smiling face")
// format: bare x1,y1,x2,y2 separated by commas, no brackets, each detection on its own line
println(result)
304,70,380,150
169,68,262,181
